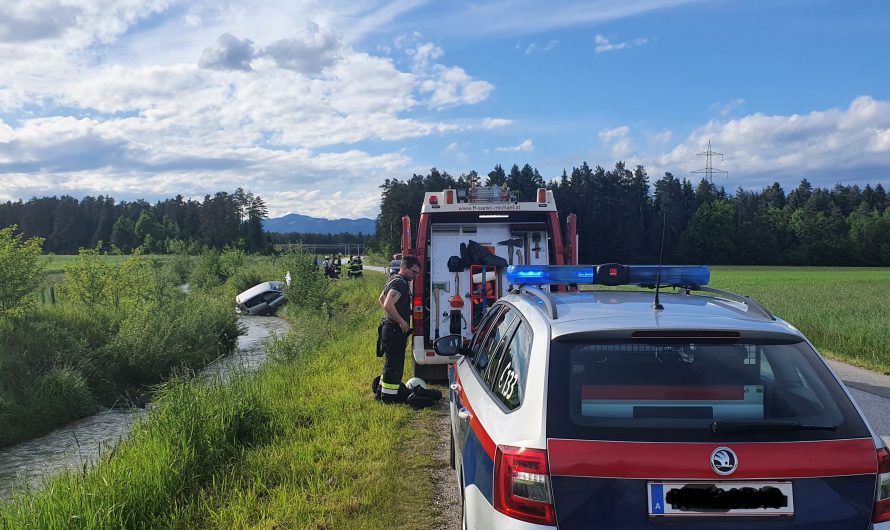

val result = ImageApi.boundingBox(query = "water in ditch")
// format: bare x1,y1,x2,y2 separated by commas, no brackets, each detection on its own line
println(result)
0,315,290,499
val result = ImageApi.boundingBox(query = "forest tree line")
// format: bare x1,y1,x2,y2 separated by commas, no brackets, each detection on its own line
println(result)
376,163,890,266
0,188,271,254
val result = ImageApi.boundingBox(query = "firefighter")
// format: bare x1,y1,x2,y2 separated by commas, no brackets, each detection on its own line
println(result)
322,256,333,278
376,256,421,403
349,255,363,278
332,254,342,279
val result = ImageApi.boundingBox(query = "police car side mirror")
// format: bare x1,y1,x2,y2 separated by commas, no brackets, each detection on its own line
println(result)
434,335,469,357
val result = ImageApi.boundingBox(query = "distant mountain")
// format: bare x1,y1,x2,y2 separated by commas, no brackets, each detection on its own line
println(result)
263,213,376,235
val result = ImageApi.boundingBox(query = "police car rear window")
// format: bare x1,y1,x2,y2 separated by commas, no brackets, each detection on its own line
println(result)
546,340,870,443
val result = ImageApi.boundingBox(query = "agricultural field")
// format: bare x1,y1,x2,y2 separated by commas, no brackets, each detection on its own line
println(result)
708,267,890,374
40,254,160,275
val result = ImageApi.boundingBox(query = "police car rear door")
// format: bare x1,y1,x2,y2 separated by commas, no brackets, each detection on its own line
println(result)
544,338,878,529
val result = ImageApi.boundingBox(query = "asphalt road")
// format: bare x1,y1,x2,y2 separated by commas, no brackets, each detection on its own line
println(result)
828,359,890,445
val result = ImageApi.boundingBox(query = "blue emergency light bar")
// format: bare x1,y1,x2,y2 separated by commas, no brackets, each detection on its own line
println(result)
506,264,710,287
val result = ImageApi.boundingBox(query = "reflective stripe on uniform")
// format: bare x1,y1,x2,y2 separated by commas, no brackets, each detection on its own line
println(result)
380,381,400,394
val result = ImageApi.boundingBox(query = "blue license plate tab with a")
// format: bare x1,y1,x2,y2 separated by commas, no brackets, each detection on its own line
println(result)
648,481,794,517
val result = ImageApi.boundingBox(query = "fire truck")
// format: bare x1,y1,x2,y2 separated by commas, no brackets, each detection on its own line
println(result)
400,185,578,381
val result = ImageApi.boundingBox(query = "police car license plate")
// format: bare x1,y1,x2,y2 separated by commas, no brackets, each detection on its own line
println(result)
648,481,794,517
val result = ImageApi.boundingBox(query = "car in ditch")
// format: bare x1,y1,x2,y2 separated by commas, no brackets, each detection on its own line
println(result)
235,281,286,316
389,259,401,276
435,263,890,530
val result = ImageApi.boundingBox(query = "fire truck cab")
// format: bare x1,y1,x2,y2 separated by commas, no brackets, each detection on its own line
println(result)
401,185,578,381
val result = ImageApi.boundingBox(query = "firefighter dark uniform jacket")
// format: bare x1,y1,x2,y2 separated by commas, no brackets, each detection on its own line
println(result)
377,274,411,402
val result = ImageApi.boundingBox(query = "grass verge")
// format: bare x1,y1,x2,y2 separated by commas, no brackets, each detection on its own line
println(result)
0,273,442,529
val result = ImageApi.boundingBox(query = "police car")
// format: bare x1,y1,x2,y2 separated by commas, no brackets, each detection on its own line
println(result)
434,264,890,529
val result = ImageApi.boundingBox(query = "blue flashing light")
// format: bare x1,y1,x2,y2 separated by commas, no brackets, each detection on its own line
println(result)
507,265,595,285
623,265,710,287
506,264,710,287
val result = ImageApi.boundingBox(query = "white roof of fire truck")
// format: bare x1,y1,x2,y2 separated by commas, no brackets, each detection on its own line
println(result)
420,186,557,214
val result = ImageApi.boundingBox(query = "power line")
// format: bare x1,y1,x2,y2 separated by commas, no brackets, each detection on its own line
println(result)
805,131,883,160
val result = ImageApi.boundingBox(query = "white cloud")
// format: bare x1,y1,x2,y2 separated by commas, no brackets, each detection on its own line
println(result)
599,125,635,158
0,2,510,218
444,141,468,162
524,40,558,55
594,33,649,53
709,98,746,117
407,41,443,70
261,22,343,75
421,0,702,38
652,129,672,144
400,36,494,110
199,33,256,71
481,117,512,129
598,126,630,141
420,65,494,109
496,139,534,152
652,96,890,188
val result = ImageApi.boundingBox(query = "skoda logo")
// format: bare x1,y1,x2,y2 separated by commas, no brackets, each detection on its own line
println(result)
710,447,738,475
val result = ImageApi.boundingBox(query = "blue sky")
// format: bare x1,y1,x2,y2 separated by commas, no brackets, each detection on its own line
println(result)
1,0,888,218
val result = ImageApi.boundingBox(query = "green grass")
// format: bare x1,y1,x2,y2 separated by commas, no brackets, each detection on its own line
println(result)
707,266,890,374
40,255,142,275
0,273,441,529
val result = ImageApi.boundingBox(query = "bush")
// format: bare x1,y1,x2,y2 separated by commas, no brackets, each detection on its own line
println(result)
104,295,242,391
0,304,119,405
164,252,193,284
59,246,112,308
189,249,226,291
279,249,334,318
0,225,46,319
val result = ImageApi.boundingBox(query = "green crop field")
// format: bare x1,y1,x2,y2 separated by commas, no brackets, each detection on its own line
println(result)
40,254,158,274
707,267,890,374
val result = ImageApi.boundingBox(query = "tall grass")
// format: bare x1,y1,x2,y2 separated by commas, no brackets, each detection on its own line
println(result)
709,267,890,373
0,273,442,529
0,375,271,529
0,251,243,447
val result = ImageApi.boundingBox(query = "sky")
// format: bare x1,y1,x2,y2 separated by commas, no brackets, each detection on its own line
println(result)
1,0,889,219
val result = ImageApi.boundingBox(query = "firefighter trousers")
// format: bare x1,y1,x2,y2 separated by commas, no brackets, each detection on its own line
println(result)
379,322,409,403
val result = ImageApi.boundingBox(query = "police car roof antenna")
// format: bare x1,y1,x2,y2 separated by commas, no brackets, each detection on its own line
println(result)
652,212,666,311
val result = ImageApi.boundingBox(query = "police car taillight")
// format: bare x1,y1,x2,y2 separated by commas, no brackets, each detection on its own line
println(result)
873,447,890,523
493,445,556,526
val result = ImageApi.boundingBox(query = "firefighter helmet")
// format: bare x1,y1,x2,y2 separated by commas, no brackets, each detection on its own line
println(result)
405,377,428,390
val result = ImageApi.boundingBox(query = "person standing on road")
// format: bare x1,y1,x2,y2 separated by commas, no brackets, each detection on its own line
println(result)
377,256,421,403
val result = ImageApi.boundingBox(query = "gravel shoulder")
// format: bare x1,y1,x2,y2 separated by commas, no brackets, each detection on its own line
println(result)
428,384,461,530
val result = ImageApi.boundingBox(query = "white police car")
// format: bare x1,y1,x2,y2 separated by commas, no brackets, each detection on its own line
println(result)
434,264,890,529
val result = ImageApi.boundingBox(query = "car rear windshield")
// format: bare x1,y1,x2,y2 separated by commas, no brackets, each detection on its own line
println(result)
546,339,870,442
